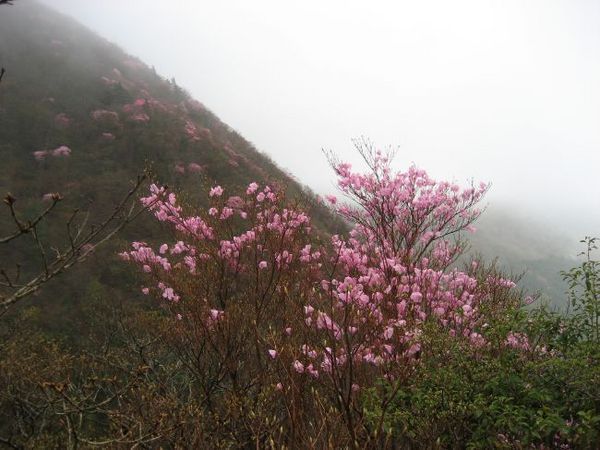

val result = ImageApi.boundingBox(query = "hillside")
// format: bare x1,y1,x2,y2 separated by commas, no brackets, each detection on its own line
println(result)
0,0,343,334
469,208,575,308
1,3,598,447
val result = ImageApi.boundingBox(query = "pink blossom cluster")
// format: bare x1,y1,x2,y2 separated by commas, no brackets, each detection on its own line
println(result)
139,184,214,241
33,151,48,161
184,120,201,141
122,181,312,295
123,152,526,393
122,99,150,123
505,331,531,351
174,162,204,175
121,93,172,122
138,90,170,113
52,146,72,157
33,145,72,161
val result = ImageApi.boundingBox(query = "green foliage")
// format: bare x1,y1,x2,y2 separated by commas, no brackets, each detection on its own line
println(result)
367,348,599,447
362,239,600,449
562,237,600,344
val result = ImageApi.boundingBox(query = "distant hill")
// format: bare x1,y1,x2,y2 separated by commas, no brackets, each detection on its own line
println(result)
468,206,576,309
0,0,344,336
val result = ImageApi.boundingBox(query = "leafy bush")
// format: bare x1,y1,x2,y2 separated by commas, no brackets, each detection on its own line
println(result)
362,238,600,449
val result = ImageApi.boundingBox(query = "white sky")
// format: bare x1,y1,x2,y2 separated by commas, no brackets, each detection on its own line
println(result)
41,0,600,239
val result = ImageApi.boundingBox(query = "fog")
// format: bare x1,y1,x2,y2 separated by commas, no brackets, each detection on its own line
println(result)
41,0,600,244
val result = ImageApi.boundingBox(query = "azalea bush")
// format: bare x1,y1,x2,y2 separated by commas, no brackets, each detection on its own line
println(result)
119,143,528,446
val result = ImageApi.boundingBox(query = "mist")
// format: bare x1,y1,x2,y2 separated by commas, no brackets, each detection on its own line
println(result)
39,0,600,246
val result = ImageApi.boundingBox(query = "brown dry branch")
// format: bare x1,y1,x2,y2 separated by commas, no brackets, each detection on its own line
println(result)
0,174,154,313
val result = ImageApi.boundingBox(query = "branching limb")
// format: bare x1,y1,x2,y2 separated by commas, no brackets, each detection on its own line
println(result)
0,174,154,313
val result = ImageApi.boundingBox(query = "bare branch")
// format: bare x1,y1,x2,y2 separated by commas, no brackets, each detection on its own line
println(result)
0,174,153,313
0,193,62,244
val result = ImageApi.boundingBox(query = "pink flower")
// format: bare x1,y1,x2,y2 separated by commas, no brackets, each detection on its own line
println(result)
256,192,265,202
246,182,259,194
406,343,421,357
505,331,530,351
209,309,224,322
383,327,394,340
268,349,277,359
33,150,48,161
292,360,304,373
410,292,422,302
162,287,179,302
51,146,72,157
325,194,337,204
259,261,268,269
219,207,234,220
209,186,224,197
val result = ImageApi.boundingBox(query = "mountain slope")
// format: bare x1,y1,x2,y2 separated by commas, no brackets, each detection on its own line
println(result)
0,1,343,335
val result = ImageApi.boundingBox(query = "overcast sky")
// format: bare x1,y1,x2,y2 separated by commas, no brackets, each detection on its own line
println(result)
41,0,600,239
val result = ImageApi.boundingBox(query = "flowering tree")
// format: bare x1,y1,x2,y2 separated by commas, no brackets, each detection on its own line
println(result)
121,142,522,446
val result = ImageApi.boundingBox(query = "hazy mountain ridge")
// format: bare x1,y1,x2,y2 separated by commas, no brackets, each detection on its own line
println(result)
469,207,576,308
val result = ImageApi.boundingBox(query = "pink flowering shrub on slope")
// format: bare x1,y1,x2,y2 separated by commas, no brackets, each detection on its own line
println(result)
121,143,523,446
